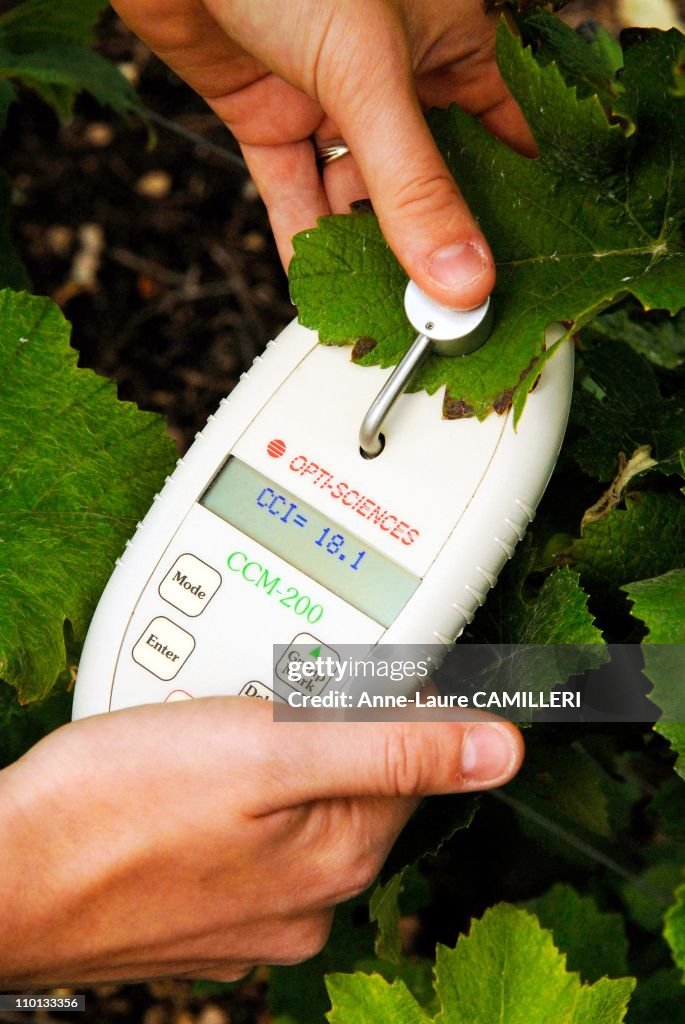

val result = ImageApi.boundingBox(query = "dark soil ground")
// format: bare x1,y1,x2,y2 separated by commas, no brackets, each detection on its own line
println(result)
5,12,293,455
4,2,684,1022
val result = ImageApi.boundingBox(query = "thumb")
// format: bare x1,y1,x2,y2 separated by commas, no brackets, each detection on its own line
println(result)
248,715,523,811
326,44,495,309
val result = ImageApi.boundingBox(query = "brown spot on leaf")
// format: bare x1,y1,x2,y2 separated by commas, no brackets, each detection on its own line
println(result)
518,354,541,384
352,336,377,361
493,390,513,414
443,393,475,419
492,354,542,415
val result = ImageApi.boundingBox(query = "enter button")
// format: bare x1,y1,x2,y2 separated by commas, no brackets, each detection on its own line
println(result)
132,616,195,680
159,553,222,617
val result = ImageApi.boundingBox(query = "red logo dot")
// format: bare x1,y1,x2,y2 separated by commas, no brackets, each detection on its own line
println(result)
267,438,286,458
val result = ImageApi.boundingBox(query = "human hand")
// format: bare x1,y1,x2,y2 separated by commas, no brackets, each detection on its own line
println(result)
0,697,522,984
111,0,535,308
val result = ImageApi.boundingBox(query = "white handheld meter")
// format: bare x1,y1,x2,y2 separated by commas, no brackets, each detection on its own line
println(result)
72,285,573,719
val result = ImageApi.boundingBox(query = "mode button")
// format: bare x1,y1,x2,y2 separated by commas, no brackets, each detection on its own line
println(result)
159,553,222,617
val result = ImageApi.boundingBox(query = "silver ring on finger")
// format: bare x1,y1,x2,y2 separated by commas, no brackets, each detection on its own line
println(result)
314,139,351,168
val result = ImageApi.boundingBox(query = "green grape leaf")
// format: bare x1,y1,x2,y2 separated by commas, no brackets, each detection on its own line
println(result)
496,567,606,699
369,871,405,965
524,883,629,982
372,796,477,963
352,957,438,1015
474,540,602,644
326,905,634,1024
0,0,109,46
468,546,606,701
514,566,603,644
623,570,685,778
633,643,685,780
0,290,177,702
664,883,685,981
0,0,142,120
434,905,634,1024
381,794,479,882
570,341,685,480
290,20,685,421
368,866,430,966
624,569,685,643
587,299,685,369
659,724,685,782
569,493,685,593
326,973,431,1024
517,11,624,104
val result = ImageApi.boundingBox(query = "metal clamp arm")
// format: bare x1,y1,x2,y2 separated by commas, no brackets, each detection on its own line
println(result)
358,282,493,458
359,333,432,457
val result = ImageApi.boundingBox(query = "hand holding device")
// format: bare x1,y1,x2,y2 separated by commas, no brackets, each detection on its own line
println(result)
0,698,522,985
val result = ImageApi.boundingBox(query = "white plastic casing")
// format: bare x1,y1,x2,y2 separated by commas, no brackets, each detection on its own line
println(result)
72,319,574,719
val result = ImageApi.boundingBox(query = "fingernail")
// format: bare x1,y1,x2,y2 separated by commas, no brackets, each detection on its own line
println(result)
462,724,517,786
427,242,489,293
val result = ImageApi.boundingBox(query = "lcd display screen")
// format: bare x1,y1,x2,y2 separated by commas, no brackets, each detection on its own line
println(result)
201,458,420,626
